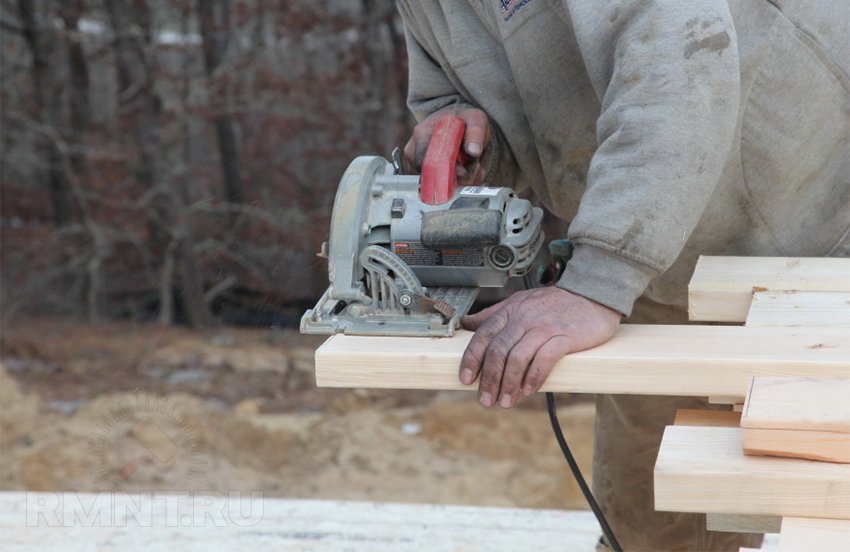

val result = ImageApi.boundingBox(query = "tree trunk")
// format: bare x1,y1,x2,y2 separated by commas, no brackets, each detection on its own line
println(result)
198,0,245,207
18,0,72,226
107,0,215,328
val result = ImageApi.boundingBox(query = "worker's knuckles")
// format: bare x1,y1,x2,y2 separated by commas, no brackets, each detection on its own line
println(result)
500,348,534,402
477,365,502,404
483,340,510,366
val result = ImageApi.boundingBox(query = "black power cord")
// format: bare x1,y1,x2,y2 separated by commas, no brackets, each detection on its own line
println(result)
521,272,622,552
546,392,623,552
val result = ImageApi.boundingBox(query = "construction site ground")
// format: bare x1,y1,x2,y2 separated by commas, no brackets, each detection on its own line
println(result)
0,317,595,510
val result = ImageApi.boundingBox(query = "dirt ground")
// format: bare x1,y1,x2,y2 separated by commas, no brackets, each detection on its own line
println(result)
0,317,594,509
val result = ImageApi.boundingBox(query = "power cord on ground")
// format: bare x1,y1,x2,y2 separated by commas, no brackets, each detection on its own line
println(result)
521,272,622,552
545,392,623,552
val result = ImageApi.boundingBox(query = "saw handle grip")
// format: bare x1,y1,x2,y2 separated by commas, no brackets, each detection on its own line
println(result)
420,115,470,205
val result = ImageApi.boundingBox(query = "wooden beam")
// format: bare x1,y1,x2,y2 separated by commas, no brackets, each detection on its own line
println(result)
654,426,850,519
706,513,782,534
316,325,850,397
778,517,850,551
742,377,850,433
708,395,745,407
743,427,850,463
674,408,741,428
746,291,850,328
779,517,850,551
741,377,850,463
688,256,850,322
0,493,605,551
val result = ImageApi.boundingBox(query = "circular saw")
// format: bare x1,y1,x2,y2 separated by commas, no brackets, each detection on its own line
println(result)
301,116,545,337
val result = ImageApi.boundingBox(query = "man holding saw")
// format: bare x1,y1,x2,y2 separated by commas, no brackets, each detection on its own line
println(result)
397,1,849,550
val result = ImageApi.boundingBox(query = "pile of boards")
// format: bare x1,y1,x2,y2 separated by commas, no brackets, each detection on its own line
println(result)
654,257,850,551
315,256,850,550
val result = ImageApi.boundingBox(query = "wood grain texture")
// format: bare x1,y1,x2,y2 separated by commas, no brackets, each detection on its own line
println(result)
674,409,741,428
688,256,850,322
779,517,850,552
654,426,850,519
741,376,850,462
742,377,850,433
316,325,850,398
707,513,782,534
746,291,850,328
0,494,604,552
743,427,850,463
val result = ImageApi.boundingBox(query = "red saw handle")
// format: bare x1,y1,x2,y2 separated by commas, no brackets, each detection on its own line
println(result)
420,115,470,205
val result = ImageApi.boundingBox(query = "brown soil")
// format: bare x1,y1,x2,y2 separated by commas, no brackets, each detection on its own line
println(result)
0,317,594,509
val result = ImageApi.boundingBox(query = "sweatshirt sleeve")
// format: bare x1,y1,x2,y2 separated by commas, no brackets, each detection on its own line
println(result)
555,1,741,316
398,4,519,185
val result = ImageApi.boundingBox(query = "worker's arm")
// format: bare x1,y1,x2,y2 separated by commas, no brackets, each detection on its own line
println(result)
459,1,741,408
398,10,519,186
556,0,741,315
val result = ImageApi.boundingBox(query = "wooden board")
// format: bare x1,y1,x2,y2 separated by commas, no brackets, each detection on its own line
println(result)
674,408,741,428
742,377,850,433
654,426,850,519
316,325,850,398
688,256,850,322
0,494,603,552
778,517,850,552
707,513,781,534
746,291,850,328
741,376,850,462
743,427,850,463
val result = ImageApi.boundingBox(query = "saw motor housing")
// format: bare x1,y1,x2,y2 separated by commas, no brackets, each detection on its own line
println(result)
301,119,544,337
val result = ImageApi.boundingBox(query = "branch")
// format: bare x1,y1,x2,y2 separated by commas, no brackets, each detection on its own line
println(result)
0,17,23,34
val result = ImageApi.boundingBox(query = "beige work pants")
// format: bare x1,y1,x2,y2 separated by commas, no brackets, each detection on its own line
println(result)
592,298,764,551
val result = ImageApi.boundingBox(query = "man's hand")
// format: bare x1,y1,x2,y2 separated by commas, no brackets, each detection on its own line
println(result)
403,106,490,185
459,287,621,408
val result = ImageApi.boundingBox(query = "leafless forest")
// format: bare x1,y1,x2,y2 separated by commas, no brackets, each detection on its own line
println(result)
1,0,410,327
0,1,590,512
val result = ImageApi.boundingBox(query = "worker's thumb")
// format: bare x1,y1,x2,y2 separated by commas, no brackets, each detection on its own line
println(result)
460,302,502,330
461,109,489,158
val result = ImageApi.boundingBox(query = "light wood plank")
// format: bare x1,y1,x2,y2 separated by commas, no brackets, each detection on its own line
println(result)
688,256,850,322
0,494,603,552
654,426,850,519
743,427,850,463
316,325,850,398
674,408,741,428
741,376,850,462
707,513,781,534
779,517,850,552
742,377,850,433
708,395,745,406
746,291,850,328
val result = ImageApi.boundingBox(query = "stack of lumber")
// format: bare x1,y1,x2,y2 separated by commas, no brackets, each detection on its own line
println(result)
655,256,850,551
741,376,850,463
312,256,850,549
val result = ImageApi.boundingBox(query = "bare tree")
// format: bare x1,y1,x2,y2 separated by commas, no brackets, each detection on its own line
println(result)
1,0,414,326
17,0,72,225
106,0,214,328
197,0,244,209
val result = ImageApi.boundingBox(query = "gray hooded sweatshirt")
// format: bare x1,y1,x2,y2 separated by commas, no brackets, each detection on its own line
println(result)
397,0,849,316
